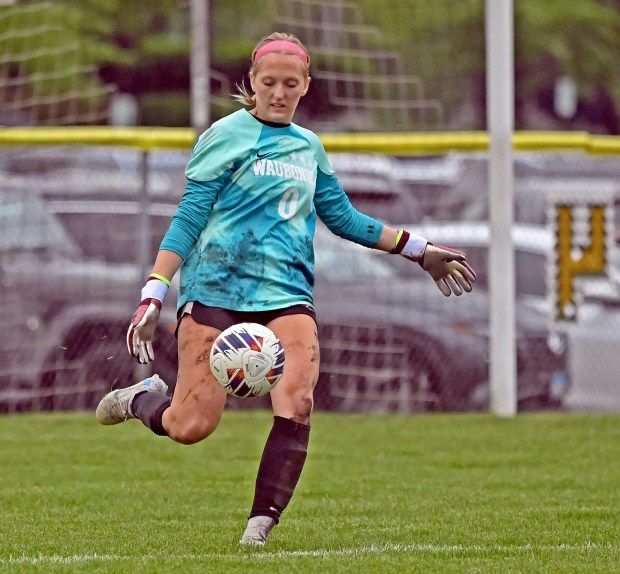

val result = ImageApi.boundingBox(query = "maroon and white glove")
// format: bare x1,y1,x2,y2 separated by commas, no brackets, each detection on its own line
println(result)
391,230,477,297
127,275,170,364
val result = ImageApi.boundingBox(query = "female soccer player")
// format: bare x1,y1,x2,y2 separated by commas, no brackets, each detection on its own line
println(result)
96,32,476,546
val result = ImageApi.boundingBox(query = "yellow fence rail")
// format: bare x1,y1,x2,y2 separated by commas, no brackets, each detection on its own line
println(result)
1,127,620,155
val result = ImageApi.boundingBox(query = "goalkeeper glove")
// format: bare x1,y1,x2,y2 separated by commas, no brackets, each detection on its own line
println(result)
127,274,170,364
391,230,477,297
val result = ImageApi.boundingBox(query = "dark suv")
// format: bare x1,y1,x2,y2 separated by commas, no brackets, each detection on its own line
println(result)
310,224,569,412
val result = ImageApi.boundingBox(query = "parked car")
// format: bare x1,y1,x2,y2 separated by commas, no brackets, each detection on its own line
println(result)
1,192,569,414
49,195,570,411
377,221,552,301
0,146,189,200
311,222,569,412
0,191,179,413
327,152,464,222
326,153,423,223
566,287,620,410
375,220,620,411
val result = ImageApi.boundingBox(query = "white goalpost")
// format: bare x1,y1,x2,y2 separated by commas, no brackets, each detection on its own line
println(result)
486,0,517,417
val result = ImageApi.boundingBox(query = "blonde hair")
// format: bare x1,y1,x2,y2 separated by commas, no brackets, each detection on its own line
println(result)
232,32,310,107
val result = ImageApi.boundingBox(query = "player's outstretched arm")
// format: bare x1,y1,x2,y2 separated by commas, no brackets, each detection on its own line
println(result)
377,226,477,297
127,250,183,363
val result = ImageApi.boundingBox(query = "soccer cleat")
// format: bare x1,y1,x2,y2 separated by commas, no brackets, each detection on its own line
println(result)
239,516,276,546
95,374,168,425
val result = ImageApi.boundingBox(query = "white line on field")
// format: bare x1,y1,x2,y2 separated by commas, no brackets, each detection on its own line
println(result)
2,554,123,565
258,542,616,558
2,542,615,565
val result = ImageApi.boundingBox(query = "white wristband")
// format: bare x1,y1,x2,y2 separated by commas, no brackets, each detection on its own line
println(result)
141,278,169,302
400,232,428,261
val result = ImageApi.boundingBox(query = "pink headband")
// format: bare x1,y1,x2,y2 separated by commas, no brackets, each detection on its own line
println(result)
253,40,309,65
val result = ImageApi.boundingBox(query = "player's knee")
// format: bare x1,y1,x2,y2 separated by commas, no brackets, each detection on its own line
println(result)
292,395,313,424
281,381,315,423
165,414,218,445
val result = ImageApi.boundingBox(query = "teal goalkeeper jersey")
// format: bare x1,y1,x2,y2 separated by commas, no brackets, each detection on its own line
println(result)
160,109,384,312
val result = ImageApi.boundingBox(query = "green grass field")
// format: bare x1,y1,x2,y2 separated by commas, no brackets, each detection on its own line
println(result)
1,410,618,573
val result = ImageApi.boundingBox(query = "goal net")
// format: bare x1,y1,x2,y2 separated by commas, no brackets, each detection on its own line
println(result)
0,0,116,126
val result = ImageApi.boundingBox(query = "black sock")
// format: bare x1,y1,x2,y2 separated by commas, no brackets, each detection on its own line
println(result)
131,391,171,436
249,415,311,523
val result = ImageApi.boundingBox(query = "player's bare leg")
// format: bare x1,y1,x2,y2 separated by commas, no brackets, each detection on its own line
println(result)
160,315,228,444
239,314,320,546
98,314,227,442
269,313,320,424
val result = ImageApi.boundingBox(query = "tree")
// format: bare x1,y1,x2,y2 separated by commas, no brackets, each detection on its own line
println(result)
3,0,620,131
0,0,128,124
356,0,620,132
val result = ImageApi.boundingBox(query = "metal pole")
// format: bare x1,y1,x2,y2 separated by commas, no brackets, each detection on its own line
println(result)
135,150,151,381
486,0,516,417
190,0,210,133
138,150,151,279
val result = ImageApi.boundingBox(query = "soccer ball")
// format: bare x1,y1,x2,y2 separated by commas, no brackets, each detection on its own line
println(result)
209,322,285,398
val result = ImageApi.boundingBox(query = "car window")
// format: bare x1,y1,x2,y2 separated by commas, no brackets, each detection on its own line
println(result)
454,247,547,298
314,226,397,282
55,210,172,263
47,199,398,283
327,153,421,224
0,192,81,256
346,188,419,225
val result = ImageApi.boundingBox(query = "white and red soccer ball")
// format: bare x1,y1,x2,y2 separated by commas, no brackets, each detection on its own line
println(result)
209,322,285,398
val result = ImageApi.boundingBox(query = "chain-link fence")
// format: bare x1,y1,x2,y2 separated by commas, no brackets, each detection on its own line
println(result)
2,141,620,414
2,0,620,414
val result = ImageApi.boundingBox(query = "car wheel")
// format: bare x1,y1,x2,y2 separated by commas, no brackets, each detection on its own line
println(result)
404,340,473,412
40,325,178,412
314,324,451,414
393,350,445,412
40,338,135,411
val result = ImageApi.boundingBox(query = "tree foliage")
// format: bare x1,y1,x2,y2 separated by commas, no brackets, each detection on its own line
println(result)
2,0,620,131
355,0,620,131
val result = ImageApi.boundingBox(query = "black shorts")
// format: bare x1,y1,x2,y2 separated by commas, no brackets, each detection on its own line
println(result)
177,301,317,334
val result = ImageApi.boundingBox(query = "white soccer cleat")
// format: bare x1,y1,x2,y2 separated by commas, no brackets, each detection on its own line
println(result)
239,516,276,546
95,374,168,425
